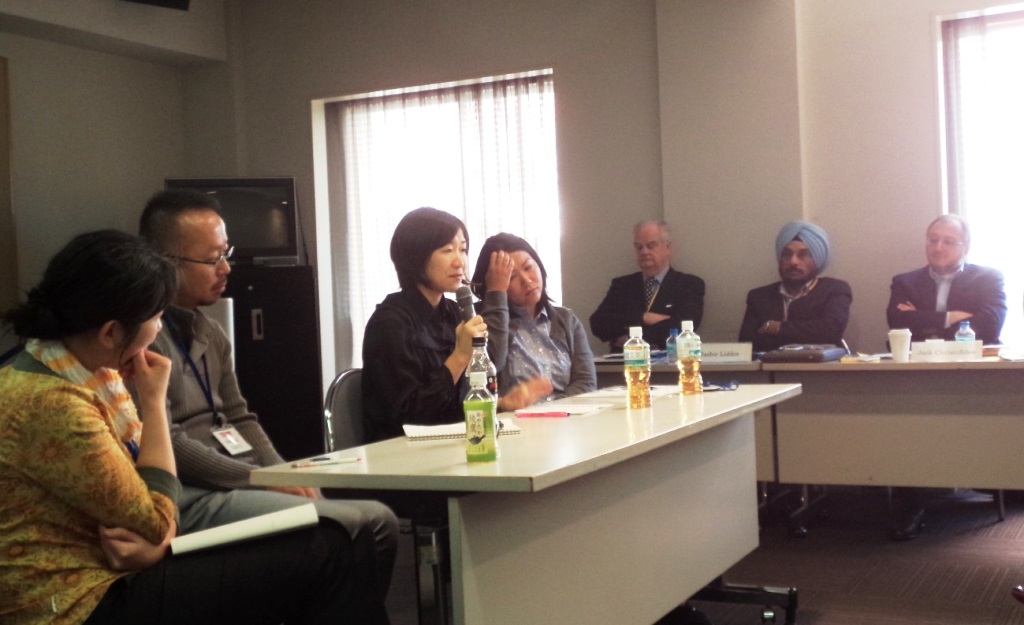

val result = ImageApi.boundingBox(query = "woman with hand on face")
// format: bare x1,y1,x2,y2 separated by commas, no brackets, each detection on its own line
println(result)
471,233,596,411
0,231,388,625
362,207,489,442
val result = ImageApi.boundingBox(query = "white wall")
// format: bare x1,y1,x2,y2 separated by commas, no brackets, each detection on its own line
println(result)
658,0,803,345
0,0,230,291
659,0,1016,352
0,0,225,64
0,31,185,289
214,0,666,367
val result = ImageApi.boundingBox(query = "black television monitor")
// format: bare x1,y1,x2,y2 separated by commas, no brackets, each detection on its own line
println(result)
165,177,300,266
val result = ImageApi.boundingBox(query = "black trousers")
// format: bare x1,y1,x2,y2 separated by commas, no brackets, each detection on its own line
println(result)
84,519,389,625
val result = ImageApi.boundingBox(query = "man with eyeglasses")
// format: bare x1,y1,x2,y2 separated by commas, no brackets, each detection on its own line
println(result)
884,214,1006,542
887,214,1006,345
138,190,398,599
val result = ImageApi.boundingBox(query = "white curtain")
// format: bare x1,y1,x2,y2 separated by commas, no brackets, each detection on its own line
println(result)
942,11,1024,346
325,72,560,367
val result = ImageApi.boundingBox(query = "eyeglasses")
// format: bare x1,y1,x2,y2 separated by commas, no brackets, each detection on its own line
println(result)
169,246,234,266
926,237,964,249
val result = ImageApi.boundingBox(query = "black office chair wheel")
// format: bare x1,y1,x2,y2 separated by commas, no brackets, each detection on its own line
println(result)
761,607,777,623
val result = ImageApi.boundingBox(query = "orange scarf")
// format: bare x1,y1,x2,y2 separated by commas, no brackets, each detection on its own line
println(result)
24,338,142,446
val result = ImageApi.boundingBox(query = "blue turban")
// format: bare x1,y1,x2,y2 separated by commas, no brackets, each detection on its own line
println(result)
775,220,831,273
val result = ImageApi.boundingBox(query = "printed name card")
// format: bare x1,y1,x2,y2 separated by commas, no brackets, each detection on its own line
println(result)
910,340,983,362
701,342,753,363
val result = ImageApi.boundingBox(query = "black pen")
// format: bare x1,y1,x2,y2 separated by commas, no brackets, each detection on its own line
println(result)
291,457,361,468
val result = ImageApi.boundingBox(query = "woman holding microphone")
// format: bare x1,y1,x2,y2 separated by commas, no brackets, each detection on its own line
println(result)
361,207,489,442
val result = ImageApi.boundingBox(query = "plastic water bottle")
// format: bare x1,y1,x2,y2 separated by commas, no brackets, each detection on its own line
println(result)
468,336,499,405
464,371,497,462
677,320,703,395
623,326,651,409
665,328,680,366
954,321,975,342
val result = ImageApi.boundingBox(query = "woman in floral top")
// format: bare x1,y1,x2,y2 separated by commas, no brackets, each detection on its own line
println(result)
0,230,388,625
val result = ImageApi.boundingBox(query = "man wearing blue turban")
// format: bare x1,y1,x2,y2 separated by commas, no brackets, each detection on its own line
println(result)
738,220,852,352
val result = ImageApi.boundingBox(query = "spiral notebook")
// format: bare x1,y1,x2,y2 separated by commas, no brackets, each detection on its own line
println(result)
403,420,521,441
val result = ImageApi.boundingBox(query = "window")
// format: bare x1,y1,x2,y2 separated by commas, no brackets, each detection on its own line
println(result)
941,7,1024,345
322,70,560,367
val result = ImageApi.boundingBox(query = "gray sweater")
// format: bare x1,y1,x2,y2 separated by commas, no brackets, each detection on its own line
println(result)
150,305,284,490
479,291,597,400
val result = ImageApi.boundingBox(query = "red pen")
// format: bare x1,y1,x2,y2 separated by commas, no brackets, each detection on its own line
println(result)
516,411,570,418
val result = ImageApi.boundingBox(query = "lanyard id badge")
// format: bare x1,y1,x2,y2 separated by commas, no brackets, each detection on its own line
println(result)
212,425,253,455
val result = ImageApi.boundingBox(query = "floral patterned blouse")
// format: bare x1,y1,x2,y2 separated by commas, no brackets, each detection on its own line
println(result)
0,353,179,625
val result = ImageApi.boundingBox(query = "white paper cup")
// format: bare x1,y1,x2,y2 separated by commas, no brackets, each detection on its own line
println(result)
889,329,912,363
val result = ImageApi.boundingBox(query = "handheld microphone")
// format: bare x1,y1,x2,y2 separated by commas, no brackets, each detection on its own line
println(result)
456,285,476,322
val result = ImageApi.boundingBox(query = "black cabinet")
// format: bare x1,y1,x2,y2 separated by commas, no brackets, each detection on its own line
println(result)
224,265,323,460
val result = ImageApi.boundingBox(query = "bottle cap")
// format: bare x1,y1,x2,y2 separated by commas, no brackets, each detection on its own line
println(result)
668,328,679,337
680,320,694,332
472,336,486,346
629,326,643,338
469,371,488,387
960,321,970,328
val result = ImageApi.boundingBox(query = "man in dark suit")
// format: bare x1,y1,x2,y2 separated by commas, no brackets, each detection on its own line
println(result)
738,220,852,353
886,214,1006,542
589,220,705,350
887,214,1006,345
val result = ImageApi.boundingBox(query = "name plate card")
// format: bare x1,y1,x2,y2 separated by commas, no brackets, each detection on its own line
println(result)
910,340,983,362
702,342,753,363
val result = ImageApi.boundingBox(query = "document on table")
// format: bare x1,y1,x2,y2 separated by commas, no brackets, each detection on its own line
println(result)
514,404,612,417
580,385,679,398
403,420,522,440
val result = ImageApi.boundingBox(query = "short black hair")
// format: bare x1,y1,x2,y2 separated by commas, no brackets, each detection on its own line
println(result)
4,230,177,348
139,189,221,253
470,232,552,308
390,207,468,291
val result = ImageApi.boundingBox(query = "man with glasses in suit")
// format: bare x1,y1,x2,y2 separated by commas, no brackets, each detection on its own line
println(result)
590,220,705,351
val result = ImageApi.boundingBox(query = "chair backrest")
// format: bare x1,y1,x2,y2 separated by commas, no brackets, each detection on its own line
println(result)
323,368,365,453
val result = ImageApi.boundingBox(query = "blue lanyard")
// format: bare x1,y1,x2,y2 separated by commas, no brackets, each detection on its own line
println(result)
163,314,222,426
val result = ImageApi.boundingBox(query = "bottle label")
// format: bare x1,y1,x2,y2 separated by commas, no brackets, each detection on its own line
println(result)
679,337,702,358
465,400,497,462
623,344,649,366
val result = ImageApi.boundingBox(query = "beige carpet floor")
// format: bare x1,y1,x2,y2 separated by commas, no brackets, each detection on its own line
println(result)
696,487,1024,625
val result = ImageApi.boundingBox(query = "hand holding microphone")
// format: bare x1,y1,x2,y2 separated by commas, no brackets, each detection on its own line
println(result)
455,284,487,357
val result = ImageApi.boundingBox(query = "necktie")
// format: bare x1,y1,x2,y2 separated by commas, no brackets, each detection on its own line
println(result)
644,277,658,308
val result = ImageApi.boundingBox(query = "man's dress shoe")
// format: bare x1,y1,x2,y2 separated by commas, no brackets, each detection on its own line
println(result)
1011,585,1024,605
889,508,925,541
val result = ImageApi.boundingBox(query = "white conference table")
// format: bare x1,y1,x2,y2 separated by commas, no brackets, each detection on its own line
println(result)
252,383,801,625
765,359,1024,489
595,361,777,481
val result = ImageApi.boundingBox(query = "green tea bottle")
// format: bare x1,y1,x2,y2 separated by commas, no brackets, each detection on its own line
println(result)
464,371,497,462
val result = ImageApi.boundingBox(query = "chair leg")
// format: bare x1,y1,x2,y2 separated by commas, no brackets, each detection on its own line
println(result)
694,575,799,624
413,523,452,625
997,489,1006,522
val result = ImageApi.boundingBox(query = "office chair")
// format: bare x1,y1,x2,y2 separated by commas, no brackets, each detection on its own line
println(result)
322,368,452,625
323,368,366,453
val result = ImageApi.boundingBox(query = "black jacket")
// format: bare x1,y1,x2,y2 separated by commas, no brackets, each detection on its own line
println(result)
589,267,705,349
